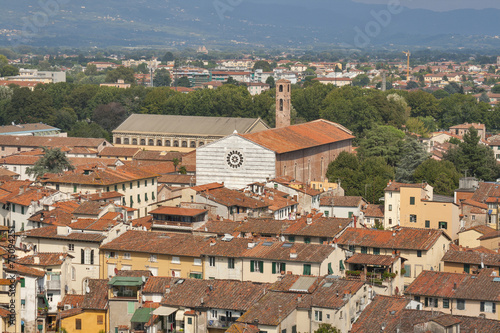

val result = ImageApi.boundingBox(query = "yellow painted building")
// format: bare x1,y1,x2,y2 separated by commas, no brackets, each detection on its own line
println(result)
60,310,107,333
99,231,207,279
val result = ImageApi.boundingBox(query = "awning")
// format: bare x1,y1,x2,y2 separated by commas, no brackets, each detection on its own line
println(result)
131,307,153,323
175,309,185,321
108,276,144,286
152,306,177,316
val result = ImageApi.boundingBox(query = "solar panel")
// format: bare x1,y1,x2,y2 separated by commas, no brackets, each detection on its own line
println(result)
322,282,333,288
493,277,500,282
263,242,273,246
282,243,293,248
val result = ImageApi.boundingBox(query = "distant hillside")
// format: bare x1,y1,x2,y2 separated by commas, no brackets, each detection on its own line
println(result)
1,0,500,49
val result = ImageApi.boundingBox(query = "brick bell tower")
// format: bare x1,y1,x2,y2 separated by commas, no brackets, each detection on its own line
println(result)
275,79,291,128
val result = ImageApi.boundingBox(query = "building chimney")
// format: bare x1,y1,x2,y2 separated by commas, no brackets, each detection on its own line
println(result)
34,257,40,265
290,248,298,259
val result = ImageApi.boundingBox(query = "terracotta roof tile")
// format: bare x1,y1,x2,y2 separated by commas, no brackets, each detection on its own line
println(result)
81,279,108,310
133,150,184,162
20,226,106,243
363,204,384,218
346,253,400,266
158,174,195,185
0,135,108,149
336,227,449,251
59,308,84,319
17,252,72,266
143,277,174,294
160,279,268,312
242,241,335,263
72,201,106,216
149,206,207,217
195,219,240,235
42,164,159,186
4,262,45,277
116,270,152,278
242,119,354,154
130,216,153,230
405,269,500,301
385,181,426,192
28,209,73,226
200,187,269,209
70,218,120,231
235,218,295,236
442,248,500,267
283,216,351,238
99,147,141,158
320,196,365,207
58,294,85,309
237,292,300,326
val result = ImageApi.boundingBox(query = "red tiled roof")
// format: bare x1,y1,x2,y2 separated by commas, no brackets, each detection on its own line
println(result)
59,308,84,319
242,119,354,154
81,279,108,310
99,147,141,158
319,196,365,207
87,191,124,201
405,269,500,301
384,181,426,192
200,187,269,209
158,174,194,185
195,219,240,235
143,277,174,294
58,294,85,309
70,218,120,231
0,135,108,149
242,241,335,263
442,249,500,267
346,253,400,266
363,204,384,218
283,216,352,238
17,253,72,266
336,227,450,251
237,292,300,326
28,209,73,226
4,262,45,277
7,187,57,206
20,226,106,243
42,164,159,186
149,206,207,217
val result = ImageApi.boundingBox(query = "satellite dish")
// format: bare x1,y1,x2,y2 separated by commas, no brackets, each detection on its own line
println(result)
86,286,90,293
280,236,285,242
142,276,146,282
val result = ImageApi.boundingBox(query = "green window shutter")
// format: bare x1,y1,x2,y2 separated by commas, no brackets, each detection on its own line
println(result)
303,264,311,275
122,184,126,191
128,302,135,314
464,264,470,273
20,278,25,288
410,197,415,205
272,262,276,274
282,263,286,273
480,302,485,312
328,263,333,275
21,206,24,214
348,212,353,218
259,261,264,273
250,260,254,272
339,260,345,271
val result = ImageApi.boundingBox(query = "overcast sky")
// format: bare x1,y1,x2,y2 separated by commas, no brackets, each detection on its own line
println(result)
354,0,500,11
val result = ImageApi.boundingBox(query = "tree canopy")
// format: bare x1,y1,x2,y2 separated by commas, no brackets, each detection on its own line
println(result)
26,147,75,179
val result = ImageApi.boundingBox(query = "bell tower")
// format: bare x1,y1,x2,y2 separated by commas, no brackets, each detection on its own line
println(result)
275,79,291,128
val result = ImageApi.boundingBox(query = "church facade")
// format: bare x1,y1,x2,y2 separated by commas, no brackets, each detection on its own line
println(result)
196,80,354,189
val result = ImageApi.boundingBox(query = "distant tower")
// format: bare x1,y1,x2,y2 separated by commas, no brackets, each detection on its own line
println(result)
275,79,291,128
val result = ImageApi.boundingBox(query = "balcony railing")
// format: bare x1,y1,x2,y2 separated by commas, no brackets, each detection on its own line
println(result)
207,319,236,329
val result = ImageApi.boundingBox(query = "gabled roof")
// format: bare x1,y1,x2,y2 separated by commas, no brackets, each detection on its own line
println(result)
200,187,269,209
99,147,141,158
405,269,500,302
363,204,384,218
21,226,106,243
242,119,354,154
113,114,268,136
58,294,85,309
336,227,450,251
283,216,352,238
4,262,45,278
149,206,207,217
0,135,108,149
442,249,500,267
384,181,427,192
319,196,365,207
237,292,301,326
346,253,400,266
160,278,268,312
17,253,72,266
242,241,335,263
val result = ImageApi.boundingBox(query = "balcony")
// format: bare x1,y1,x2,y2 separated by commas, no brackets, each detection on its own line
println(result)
207,319,236,329
46,280,60,290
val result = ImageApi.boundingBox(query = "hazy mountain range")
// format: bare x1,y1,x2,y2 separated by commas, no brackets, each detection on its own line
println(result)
2,0,500,50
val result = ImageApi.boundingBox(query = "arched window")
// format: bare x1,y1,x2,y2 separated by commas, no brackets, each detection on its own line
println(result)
283,166,286,175
140,139,146,145
157,140,162,146
173,141,179,147
132,138,137,145
190,141,196,148
279,84,283,92
166,140,171,147
124,138,130,144
182,141,187,147
199,142,204,147
148,139,154,146
279,99,283,111
115,138,121,145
